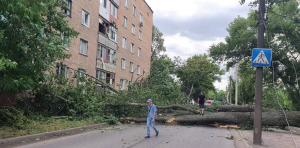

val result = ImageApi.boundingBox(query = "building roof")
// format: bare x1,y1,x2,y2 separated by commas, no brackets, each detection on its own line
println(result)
144,0,154,13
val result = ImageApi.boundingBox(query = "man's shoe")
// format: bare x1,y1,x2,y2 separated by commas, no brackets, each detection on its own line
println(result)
156,131,159,137
144,135,150,138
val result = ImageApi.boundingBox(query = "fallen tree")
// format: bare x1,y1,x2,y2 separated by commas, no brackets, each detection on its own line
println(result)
120,111,300,126
105,103,272,112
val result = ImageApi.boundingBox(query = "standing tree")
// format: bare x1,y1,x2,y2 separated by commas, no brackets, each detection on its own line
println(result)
0,0,78,93
209,0,300,110
151,25,166,61
176,54,225,99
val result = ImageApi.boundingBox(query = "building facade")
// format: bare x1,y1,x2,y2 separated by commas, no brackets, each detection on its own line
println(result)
57,0,153,90
115,0,153,90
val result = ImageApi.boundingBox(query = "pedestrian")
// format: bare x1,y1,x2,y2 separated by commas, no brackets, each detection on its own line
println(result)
198,91,205,115
145,99,159,138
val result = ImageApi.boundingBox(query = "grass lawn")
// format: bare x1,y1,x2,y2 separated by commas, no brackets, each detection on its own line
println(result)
0,117,104,139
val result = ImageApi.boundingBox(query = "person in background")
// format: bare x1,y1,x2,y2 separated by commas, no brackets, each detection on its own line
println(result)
144,99,159,138
198,91,205,115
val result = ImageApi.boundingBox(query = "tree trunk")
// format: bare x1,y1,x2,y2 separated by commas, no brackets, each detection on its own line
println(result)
121,111,300,126
105,103,271,112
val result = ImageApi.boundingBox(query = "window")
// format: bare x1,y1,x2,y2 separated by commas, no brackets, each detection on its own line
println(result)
62,0,72,16
125,0,128,8
80,39,88,55
81,10,90,27
132,24,135,35
78,68,86,80
130,62,134,73
56,62,68,78
138,48,141,57
133,6,136,17
120,79,124,90
97,45,106,60
99,22,107,34
124,16,128,28
102,0,107,8
137,65,140,75
61,32,70,49
131,43,134,53
96,70,106,82
110,26,117,42
109,50,116,64
78,69,86,77
111,4,117,18
121,58,126,69
139,30,142,40
140,13,143,23
122,37,127,49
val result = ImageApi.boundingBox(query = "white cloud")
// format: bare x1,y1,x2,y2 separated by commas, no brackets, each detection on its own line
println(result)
146,0,251,91
147,0,249,19
164,33,225,60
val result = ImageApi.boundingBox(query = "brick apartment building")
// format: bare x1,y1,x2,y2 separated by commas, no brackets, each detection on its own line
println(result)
116,0,153,90
57,0,153,90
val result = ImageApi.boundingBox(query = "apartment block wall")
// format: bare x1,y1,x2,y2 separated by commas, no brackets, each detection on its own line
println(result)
115,0,153,90
62,0,100,78
57,0,153,90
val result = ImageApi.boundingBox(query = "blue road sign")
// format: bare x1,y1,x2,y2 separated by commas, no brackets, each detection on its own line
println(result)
251,48,272,67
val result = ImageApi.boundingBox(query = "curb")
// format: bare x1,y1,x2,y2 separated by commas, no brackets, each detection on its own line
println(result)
266,128,300,136
0,122,108,148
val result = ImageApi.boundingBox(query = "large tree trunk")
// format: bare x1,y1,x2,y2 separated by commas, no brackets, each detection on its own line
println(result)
121,111,300,126
105,103,272,112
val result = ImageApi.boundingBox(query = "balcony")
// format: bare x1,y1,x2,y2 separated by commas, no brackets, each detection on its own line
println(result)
98,33,117,51
96,59,116,73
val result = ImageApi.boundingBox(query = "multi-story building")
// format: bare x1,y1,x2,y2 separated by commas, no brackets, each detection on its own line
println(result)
116,0,153,90
57,0,153,90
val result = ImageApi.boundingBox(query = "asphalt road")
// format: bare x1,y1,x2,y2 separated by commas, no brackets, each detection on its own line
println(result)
16,124,235,148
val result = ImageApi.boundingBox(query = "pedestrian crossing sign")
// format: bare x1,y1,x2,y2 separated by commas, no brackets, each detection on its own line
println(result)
251,48,272,67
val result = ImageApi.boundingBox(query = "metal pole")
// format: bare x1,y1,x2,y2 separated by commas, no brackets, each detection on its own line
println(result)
253,0,265,145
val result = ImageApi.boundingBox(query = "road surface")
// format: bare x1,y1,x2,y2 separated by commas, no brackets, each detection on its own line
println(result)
16,124,235,148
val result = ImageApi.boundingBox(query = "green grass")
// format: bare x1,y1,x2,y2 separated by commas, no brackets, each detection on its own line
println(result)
0,116,104,139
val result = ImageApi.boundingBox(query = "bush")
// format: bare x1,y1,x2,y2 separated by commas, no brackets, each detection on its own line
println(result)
0,106,31,129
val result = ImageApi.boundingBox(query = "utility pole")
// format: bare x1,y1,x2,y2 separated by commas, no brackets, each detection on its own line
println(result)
253,0,265,145
235,62,239,106
229,76,232,104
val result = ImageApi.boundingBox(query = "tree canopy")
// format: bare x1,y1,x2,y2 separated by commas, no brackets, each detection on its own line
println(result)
176,54,225,99
0,0,78,92
151,25,166,61
209,0,300,110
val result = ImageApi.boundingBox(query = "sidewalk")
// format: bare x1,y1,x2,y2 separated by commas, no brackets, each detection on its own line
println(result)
0,123,109,148
232,129,300,148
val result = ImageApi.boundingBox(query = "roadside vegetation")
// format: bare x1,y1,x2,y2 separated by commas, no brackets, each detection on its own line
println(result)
1,0,300,139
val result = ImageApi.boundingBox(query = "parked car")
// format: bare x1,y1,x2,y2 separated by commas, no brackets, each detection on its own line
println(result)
204,100,213,105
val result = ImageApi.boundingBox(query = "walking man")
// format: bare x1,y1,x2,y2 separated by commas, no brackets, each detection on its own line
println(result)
198,91,205,115
145,99,159,138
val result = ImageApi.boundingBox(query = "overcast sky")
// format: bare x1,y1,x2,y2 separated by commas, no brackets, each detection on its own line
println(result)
146,0,253,91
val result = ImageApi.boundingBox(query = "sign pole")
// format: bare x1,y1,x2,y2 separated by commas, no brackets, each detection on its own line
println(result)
253,0,265,145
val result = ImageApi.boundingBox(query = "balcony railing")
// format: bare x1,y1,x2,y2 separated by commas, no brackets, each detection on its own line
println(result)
98,33,117,51
96,59,116,73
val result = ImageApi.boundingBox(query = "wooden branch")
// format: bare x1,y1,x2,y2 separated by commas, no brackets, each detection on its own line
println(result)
45,90,67,101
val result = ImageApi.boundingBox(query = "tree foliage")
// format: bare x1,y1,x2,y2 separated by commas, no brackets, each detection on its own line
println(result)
151,25,166,61
176,54,225,99
210,0,300,110
0,0,78,93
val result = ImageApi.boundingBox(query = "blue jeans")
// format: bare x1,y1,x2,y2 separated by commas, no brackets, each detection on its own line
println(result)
147,117,158,136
